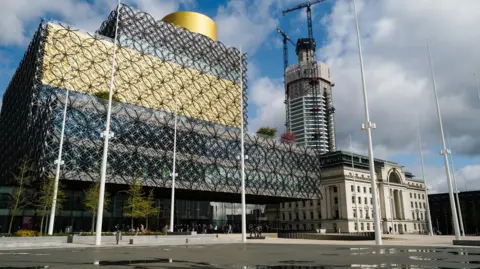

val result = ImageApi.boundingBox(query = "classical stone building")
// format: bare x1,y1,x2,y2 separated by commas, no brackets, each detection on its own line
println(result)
266,151,430,234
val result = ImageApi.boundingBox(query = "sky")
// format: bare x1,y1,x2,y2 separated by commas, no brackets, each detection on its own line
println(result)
1,0,480,194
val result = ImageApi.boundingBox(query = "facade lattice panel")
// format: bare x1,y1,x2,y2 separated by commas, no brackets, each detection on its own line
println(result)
0,4,322,200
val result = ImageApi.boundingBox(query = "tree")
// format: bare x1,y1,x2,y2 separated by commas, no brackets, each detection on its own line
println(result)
123,175,146,229
281,132,296,144
93,91,121,103
83,180,110,233
256,127,277,139
142,189,159,230
36,175,66,236
8,159,34,234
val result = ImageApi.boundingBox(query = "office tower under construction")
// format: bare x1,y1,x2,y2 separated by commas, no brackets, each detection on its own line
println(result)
285,38,336,153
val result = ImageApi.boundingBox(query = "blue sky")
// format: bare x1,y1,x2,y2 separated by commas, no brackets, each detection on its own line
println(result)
1,0,480,193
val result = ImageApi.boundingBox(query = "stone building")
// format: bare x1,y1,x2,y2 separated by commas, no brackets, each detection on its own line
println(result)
266,151,430,234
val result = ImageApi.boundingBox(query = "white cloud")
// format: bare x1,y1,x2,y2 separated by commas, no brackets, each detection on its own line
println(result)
0,0,192,46
248,77,285,134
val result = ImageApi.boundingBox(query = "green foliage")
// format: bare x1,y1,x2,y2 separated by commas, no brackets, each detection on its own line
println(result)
93,91,121,103
83,180,110,232
9,159,34,234
256,127,277,139
124,176,159,229
37,175,66,235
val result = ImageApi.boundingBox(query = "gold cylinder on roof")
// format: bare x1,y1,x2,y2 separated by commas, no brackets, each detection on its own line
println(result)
161,11,217,41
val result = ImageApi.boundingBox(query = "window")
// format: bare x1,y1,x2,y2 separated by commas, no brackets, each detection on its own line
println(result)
303,224,307,231
370,198,373,204
354,223,358,231
369,188,372,194
282,213,285,221
358,197,362,204
318,212,322,219
351,185,354,192
367,223,370,230
289,202,291,208
363,187,366,193
421,213,423,220
317,200,320,205
412,212,415,219
289,213,292,220
296,212,299,220
361,223,364,231
423,202,426,208
360,209,363,218
414,193,417,199
311,224,315,230
333,187,338,193
302,212,306,220
352,196,355,204
310,212,314,219
335,210,339,219
422,194,425,199
310,200,313,206
414,223,417,230
358,186,361,193
302,200,306,207
415,202,418,208
280,203,283,208
353,209,357,218
334,197,338,204
411,202,414,208
364,197,368,204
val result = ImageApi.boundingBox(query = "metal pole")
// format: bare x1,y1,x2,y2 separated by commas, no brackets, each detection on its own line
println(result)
95,0,121,246
239,48,247,243
48,59,71,235
352,0,382,245
426,38,461,240
417,116,434,236
349,135,360,233
169,98,178,232
447,134,465,237
475,72,480,103
387,178,394,234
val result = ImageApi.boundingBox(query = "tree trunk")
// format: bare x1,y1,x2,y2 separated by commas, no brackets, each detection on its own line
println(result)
91,213,96,233
131,217,134,231
8,213,15,234
145,217,149,231
40,214,45,236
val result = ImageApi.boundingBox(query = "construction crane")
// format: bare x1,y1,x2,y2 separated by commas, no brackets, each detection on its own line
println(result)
277,28,295,133
282,0,327,42
277,28,295,83
282,0,333,153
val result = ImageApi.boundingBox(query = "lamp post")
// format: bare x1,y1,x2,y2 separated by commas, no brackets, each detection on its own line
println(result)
48,58,72,235
425,38,461,240
239,48,247,243
352,0,382,245
169,97,178,232
447,134,465,237
417,116,434,236
349,135,360,233
95,0,121,246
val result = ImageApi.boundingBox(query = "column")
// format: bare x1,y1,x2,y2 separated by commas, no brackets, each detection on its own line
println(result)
399,190,405,220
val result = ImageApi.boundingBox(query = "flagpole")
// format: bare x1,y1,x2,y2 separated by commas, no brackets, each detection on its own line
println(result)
426,37,461,240
169,97,178,232
447,134,465,237
239,48,247,243
349,135,360,233
47,58,71,235
95,0,121,246
352,0,382,245
416,116,433,236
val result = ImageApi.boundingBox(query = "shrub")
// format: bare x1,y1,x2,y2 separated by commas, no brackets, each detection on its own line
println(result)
14,229,39,237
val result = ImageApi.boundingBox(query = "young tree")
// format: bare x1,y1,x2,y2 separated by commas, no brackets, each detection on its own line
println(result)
256,127,277,139
8,159,33,234
36,175,66,236
142,189,159,230
124,175,146,229
83,181,110,233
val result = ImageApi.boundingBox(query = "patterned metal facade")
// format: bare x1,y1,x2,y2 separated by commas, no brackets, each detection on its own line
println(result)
0,4,322,200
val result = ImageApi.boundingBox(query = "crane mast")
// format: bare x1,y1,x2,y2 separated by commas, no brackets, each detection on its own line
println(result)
282,0,335,153
277,28,295,132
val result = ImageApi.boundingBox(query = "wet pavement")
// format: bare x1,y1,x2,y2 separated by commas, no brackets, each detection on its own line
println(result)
0,243,479,268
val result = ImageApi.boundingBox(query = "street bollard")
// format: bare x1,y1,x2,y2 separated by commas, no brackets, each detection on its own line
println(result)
116,231,121,244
